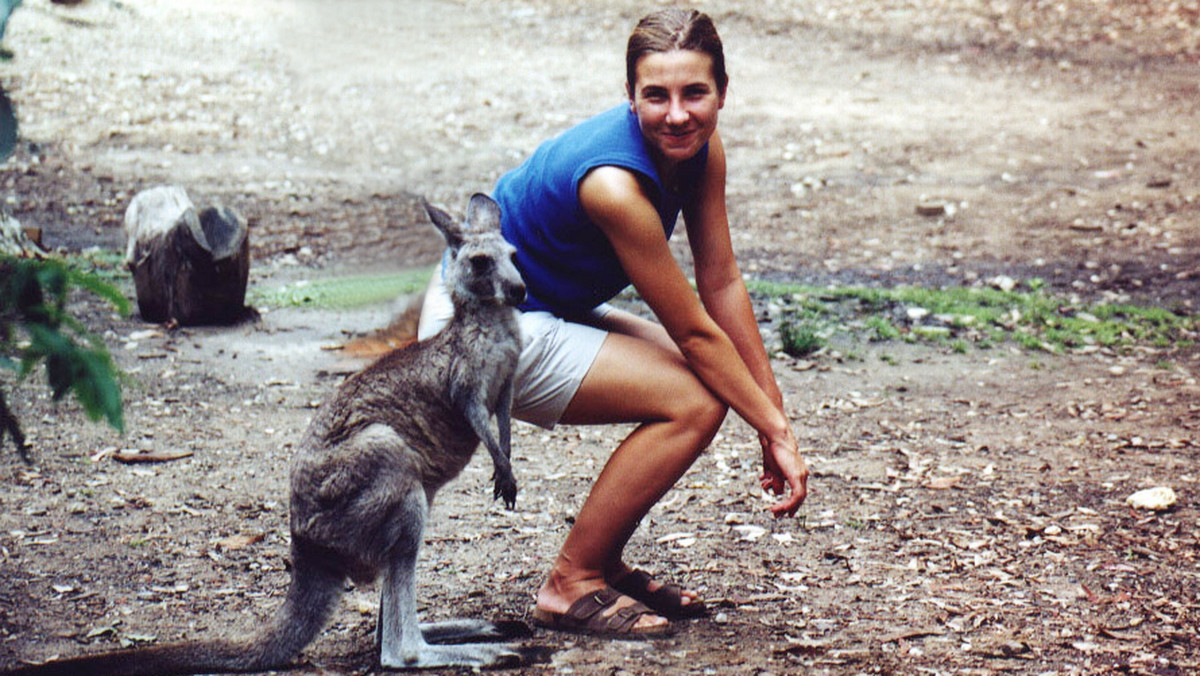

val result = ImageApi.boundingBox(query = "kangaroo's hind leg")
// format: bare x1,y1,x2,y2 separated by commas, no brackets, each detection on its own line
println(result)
377,486,523,669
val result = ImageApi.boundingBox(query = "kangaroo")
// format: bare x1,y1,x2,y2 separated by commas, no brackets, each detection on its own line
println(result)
3,193,531,675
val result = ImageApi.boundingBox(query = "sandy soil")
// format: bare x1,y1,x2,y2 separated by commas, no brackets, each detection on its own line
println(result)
1,0,1198,674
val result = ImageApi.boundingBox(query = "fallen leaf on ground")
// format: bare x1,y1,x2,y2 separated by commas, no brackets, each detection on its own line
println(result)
927,476,962,490
215,533,266,550
114,449,195,464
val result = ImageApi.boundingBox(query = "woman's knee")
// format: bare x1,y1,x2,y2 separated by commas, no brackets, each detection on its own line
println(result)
675,385,727,448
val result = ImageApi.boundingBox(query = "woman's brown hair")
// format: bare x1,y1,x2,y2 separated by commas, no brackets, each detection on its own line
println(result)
626,8,728,98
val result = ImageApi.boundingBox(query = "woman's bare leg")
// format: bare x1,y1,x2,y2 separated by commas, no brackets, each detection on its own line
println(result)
535,329,727,629
582,309,707,601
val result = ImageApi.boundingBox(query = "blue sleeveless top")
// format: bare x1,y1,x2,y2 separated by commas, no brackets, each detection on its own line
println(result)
494,104,708,317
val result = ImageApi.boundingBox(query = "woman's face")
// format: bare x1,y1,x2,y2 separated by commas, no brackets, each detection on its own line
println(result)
629,49,726,168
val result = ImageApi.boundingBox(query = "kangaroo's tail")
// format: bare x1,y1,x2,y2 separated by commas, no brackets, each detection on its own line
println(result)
2,553,344,676
341,292,424,358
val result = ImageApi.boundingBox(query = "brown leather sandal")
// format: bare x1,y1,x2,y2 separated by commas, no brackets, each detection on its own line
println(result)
532,586,672,636
612,569,708,619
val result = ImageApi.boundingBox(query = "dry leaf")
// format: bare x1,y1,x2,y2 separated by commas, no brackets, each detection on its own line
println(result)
114,449,195,464
927,476,962,490
215,533,266,550
733,525,768,541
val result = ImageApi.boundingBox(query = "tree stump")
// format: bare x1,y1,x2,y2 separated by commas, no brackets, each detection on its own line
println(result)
124,185,251,325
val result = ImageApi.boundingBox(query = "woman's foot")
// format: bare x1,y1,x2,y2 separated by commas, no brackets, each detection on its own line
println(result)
610,567,708,619
536,571,669,634
533,586,671,636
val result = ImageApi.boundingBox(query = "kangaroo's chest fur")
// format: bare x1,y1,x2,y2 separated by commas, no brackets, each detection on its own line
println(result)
298,306,519,493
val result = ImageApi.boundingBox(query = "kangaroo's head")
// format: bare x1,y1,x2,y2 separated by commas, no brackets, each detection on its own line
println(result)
426,193,526,310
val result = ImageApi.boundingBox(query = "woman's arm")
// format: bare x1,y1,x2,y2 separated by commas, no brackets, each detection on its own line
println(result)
578,141,807,516
682,132,783,409
681,132,805,506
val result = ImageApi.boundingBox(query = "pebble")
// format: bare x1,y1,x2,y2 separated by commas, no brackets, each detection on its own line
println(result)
1125,486,1177,511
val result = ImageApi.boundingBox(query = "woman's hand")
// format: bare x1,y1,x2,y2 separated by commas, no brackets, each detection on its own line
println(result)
759,428,809,518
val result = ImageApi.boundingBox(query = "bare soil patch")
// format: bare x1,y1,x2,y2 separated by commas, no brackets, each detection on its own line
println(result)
1,1,1198,674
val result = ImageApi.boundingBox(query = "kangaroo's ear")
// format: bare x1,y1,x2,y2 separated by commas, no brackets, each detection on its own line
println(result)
425,200,465,250
465,193,502,233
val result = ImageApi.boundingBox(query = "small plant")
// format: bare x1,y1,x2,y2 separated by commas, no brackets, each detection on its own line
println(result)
779,318,823,357
1,255,129,460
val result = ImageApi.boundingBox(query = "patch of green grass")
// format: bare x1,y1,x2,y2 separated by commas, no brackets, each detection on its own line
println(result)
748,279,1199,355
779,318,823,357
249,268,434,310
866,316,900,341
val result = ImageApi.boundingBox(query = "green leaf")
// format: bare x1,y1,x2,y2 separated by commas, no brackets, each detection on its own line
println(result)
3,263,127,436
67,267,131,316
71,349,124,433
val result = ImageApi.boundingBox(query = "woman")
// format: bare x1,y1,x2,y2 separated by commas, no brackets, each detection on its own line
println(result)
418,8,808,635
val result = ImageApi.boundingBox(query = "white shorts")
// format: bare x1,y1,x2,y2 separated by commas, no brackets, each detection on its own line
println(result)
416,264,610,429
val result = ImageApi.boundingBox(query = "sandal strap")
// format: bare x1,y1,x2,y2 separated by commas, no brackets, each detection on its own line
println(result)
613,568,707,619
563,587,656,634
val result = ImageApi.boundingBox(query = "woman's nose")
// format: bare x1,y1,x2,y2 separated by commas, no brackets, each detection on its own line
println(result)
667,97,688,124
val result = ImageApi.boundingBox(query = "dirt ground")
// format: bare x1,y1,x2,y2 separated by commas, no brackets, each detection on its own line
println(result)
1,0,1199,674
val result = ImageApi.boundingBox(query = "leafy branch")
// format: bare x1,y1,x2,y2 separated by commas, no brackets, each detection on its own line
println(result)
1,255,129,461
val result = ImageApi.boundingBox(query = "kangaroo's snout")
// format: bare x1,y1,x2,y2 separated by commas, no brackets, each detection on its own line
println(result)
505,279,527,307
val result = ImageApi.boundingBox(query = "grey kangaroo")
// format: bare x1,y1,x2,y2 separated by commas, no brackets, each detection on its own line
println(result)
3,193,530,675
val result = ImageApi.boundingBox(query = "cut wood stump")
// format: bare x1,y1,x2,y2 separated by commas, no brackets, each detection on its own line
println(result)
124,185,251,325
0,211,45,257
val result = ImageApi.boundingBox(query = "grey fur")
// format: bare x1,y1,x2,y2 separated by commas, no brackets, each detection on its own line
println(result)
3,193,529,675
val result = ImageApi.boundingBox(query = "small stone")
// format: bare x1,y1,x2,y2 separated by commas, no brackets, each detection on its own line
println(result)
988,275,1017,292
1125,486,1176,511
906,307,930,320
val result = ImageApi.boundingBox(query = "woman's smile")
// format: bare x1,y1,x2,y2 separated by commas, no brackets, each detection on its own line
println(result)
629,49,725,169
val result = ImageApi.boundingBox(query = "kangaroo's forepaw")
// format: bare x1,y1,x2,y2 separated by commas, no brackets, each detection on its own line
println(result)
493,473,517,509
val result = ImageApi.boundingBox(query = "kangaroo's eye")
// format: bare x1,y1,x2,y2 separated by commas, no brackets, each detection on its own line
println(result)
469,255,493,274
